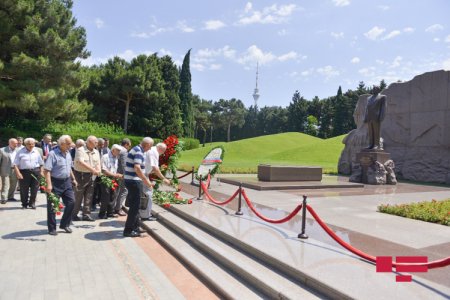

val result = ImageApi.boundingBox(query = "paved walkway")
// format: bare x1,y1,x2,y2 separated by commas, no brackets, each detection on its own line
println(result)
0,193,218,300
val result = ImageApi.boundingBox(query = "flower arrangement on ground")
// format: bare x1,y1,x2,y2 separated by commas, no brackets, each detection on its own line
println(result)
99,175,119,191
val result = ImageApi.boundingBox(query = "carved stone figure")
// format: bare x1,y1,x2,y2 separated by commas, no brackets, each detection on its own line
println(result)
364,86,386,150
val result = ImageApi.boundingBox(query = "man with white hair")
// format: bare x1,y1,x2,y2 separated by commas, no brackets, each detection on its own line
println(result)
0,138,19,204
139,142,170,221
44,135,78,235
123,137,154,237
13,138,44,209
72,135,101,221
98,144,123,219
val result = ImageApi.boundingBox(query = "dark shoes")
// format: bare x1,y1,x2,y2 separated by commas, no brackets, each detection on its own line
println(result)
107,212,118,218
123,231,141,238
29,204,36,209
72,215,81,221
97,213,108,219
115,210,127,216
49,231,58,236
141,216,157,221
60,226,73,233
0,200,6,204
82,215,95,222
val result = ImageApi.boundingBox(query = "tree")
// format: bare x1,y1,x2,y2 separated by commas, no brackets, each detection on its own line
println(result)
193,96,212,146
179,49,194,137
305,115,318,136
213,98,246,142
332,86,353,136
0,0,91,122
318,97,333,138
287,90,309,132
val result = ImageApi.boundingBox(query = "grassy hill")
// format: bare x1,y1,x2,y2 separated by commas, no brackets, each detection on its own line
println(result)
178,132,346,174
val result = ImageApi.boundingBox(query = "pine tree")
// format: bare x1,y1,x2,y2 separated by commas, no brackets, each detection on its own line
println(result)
179,49,194,137
0,0,91,122
287,90,309,132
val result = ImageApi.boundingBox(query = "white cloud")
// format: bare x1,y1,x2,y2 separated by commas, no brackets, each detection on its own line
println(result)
191,63,205,71
376,59,385,65
237,45,276,65
389,56,403,68
209,64,222,70
278,29,288,36
434,38,440,42
443,58,450,70
364,26,385,40
351,57,360,64
194,46,236,63
158,48,172,56
382,30,401,40
316,65,340,80
204,20,226,30
403,27,415,33
237,3,297,25
358,67,376,77
278,51,298,62
425,24,443,33
333,0,350,7
244,2,252,13
331,32,344,39
95,18,104,29
177,21,195,33
378,5,390,11
301,68,314,76
445,35,450,43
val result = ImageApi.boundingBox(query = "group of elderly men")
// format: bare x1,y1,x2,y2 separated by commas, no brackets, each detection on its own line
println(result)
0,134,169,237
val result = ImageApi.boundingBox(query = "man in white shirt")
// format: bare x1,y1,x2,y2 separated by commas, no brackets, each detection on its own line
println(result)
139,142,170,221
98,144,123,219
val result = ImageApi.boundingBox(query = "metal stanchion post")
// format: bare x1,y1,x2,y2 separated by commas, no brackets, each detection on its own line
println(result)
298,195,309,239
207,170,211,189
197,177,203,200
235,183,243,215
191,166,195,184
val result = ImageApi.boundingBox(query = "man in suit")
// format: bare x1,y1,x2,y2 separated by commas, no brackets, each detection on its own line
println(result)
41,134,52,161
364,86,387,150
0,138,19,204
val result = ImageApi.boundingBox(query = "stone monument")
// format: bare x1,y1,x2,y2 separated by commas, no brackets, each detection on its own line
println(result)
341,70,450,184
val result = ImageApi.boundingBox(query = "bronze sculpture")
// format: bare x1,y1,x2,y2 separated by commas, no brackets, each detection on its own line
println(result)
364,86,386,150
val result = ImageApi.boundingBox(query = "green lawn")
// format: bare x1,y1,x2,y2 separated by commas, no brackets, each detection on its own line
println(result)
178,132,346,174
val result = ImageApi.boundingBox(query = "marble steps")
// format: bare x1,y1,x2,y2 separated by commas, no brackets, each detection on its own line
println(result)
145,204,323,300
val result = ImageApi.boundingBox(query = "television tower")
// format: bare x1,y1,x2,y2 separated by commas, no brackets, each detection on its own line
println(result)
252,62,260,108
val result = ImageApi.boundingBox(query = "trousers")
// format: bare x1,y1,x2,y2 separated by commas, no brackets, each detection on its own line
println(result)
47,177,75,232
123,180,142,233
18,168,40,208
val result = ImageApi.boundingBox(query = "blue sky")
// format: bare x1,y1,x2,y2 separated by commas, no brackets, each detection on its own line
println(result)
73,0,450,108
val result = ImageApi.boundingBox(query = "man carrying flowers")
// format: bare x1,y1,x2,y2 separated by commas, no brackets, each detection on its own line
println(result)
98,144,123,219
44,135,78,236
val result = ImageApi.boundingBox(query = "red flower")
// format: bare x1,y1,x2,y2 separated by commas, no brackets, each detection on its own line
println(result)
58,203,64,209
163,203,171,208
56,211,62,216
188,199,193,204
40,186,46,191
112,187,116,191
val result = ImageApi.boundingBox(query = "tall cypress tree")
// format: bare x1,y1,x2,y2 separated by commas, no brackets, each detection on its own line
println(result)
179,49,194,137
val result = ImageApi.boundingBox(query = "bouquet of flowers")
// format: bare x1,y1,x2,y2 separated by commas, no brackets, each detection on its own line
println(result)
158,135,183,187
31,174,64,214
99,175,119,191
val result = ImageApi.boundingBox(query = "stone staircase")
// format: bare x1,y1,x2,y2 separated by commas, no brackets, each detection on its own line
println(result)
142,204,328,299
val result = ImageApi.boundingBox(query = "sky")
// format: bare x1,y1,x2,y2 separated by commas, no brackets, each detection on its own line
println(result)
72,0,450,108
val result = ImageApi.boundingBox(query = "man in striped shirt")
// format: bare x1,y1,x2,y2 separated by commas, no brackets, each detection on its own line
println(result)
123,137,154,237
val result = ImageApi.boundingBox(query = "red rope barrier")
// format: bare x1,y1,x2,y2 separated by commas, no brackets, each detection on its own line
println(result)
176,170,193,179
241,190,303,224
306,204,450,269
201,182,240,205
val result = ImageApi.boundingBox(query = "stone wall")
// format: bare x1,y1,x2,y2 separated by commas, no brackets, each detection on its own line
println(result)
339,70,450,184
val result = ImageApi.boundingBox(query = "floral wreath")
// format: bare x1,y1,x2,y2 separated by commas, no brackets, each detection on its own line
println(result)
195,145,225,180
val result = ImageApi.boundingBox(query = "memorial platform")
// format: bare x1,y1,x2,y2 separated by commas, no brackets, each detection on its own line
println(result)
220,174,364,190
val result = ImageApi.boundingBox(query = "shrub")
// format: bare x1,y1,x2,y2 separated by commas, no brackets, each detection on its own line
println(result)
44,121,124,136
378,199,450,226
179,138,200,150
